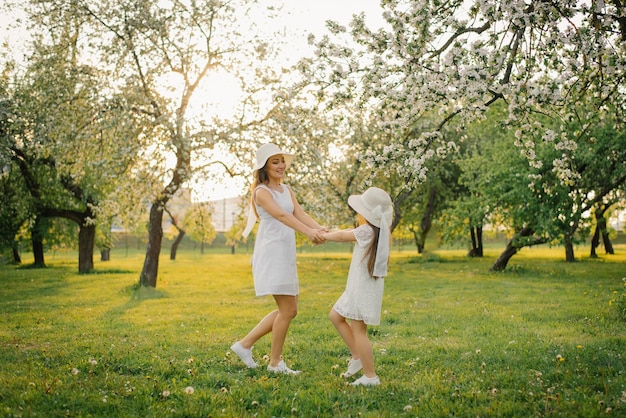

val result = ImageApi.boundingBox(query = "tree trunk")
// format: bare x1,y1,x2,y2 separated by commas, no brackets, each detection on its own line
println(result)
602,228,614,254
140,203,164,287
31,218,45,267
101,247,110,261
590,224,600,258
491,227,544,271
590,205,614,256
12,241,21,264
468,226,484,257
32,239,45,267
78,223,96,273
413,229,423,254
597,210,614,254
416,188,437,253
170,230,185,260
491,241,518,271
564,234,576,262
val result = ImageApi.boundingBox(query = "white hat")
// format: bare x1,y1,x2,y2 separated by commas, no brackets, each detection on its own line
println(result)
348,187,393,277
348,187,393,228
253,143,294,171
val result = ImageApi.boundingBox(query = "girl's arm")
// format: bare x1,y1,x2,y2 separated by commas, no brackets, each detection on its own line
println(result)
323,229,356,243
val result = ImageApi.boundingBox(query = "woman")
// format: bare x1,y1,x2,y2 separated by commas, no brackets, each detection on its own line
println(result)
231,143,327,374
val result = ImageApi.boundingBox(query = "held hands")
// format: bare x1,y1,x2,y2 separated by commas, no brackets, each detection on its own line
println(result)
309,227,329,245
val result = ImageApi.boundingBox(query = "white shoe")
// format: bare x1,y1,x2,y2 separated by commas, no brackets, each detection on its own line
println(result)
351,375,380,386
342,358,362,378
268,360,301,375
230,342,257,368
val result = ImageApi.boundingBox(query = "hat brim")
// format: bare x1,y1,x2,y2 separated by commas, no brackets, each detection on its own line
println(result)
348,194,382,228
254,152,294,171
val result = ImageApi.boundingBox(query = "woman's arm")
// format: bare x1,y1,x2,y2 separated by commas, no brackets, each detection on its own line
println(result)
255,188,325,243
288,186,326,230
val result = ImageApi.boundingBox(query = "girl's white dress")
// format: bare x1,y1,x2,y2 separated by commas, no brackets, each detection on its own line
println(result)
333,224,385,325
251,184,298,296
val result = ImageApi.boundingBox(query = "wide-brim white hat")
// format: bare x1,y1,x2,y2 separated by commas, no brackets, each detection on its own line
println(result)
253,143,295,171
348,187,393,228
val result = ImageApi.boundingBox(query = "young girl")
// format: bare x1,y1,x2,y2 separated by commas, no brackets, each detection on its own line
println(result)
322,187,393,386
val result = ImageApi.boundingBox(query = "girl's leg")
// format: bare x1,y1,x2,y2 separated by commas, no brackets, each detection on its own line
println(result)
350,320,376,378
329,308,358,358
269,295,298,367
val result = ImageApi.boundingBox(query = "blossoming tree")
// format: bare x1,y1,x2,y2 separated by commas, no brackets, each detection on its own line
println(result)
299,0,626,266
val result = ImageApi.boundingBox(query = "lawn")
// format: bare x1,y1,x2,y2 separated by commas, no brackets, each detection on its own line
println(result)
0,246,625,417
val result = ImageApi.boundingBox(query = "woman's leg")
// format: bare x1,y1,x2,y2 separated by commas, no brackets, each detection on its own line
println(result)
329,308,358,358
238,310,278,349
269,295,298,367
350,320,376,378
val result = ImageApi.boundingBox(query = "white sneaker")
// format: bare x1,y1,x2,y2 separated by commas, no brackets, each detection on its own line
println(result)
342,358,362,378
268,360,301,375
351,375,380,386
230,342,257,368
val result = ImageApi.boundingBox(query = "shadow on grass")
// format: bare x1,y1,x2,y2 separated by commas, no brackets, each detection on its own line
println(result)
103,284,170,322
87,268,136,275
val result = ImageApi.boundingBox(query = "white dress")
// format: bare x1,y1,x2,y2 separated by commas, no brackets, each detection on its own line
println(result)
251,184,298,296
333,224,385,325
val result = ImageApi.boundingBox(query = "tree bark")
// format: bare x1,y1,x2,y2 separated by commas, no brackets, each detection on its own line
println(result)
468,226,483,257
12,242,21,264
170,230,185,260
416,188,437,253
32,239,45,267
491,227,546,271
590,224,600,258
78,223,95,273
602,227,614,254
140,203,164,287
564,234,575,262
101,248,110,261
31,217,45,267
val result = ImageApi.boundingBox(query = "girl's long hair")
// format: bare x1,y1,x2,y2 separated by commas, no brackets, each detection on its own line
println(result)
357,214,389,278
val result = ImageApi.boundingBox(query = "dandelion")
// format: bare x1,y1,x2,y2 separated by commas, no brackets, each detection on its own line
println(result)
162,390,171,398
577,345,583,349
184,386,194,395
188,358,194,364
88,358,97,366
71,368,80,375
403,405,413,412
556,354,565,362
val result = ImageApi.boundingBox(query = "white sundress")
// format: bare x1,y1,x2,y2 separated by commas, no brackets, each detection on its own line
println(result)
251,184,298,297
333,224,385,326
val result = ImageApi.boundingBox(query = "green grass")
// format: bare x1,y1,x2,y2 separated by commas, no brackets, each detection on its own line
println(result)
1,247,625,417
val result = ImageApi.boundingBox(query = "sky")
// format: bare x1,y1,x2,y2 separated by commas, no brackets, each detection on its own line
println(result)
0,1,385,201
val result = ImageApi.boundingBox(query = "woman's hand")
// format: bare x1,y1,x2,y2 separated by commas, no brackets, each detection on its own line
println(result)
308,228,326,245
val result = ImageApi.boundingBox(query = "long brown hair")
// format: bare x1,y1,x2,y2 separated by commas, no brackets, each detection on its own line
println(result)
357,214,388,278
249,164,274,220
